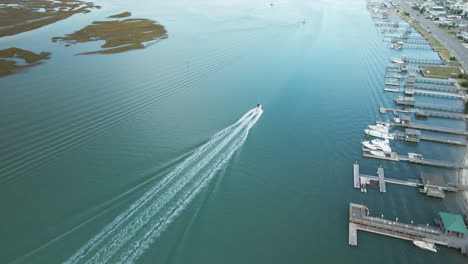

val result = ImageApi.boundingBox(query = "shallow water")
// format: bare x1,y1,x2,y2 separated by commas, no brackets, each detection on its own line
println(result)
0,0,466,263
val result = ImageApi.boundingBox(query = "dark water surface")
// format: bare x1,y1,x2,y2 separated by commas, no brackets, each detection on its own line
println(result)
0,0,466,263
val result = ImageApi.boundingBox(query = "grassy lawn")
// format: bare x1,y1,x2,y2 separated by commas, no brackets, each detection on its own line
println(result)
420,66,461,78
399,12,452,60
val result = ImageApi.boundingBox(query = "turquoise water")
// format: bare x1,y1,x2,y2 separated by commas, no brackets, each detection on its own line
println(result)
0,0,466,263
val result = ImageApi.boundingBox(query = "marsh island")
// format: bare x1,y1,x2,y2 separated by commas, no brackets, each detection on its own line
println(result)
52,12,168,55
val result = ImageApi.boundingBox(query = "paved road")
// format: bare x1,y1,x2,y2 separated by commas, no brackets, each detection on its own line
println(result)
396,0,468,71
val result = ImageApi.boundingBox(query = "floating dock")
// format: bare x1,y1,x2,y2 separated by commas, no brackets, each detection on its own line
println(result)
385,74,405,79
376,120,468,136
384,87,401,92
385,82,400,86
404,88,466,100
362,148,465,169
348,203,468,255
384,35,427,40
394,96,465,112
380,106,467,120
393,129,466,146
404,57,444,65
353,163,468,197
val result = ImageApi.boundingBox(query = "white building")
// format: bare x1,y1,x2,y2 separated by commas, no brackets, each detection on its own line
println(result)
456,26,468,41
450,1,468,15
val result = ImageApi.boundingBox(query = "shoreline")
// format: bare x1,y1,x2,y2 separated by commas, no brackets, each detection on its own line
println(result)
393,5,468,212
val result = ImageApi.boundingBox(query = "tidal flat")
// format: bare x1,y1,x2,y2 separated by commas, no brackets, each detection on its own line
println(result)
52,12,168,55
0,0,100,37
0,47,50,77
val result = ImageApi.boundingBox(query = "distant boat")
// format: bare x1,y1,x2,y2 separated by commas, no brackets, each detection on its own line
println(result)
390,43,402,50
390,58,404,64
413,241,437,253
364,129,394,140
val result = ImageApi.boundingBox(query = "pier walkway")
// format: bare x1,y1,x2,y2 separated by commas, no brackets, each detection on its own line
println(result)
353,164,468,196
362,148,465,169
379,106,468,120
376,120,468,136
394,97,465,112
348,203,468,255
405,88,466,100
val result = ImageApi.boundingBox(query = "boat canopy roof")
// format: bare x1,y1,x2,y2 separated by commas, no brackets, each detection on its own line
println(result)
439,212,468,234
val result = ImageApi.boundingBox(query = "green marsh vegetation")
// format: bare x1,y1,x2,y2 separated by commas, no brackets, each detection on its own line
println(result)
0,48,50,77
0,0,100,37
52,12,168,55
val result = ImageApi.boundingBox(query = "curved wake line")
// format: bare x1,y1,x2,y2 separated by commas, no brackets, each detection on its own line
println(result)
65,108,263,264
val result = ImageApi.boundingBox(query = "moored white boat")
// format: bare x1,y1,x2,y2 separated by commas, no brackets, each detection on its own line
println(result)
390,58,404,64
370,150,386,157
364,129,394,140
362,141,391,152
368,124,389,133
413,241,437,253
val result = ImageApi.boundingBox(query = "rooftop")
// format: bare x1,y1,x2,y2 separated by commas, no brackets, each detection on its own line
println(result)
439,212,468,234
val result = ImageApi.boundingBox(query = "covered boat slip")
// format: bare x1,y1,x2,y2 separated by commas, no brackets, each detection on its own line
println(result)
348,203,468,254
353,163,468,198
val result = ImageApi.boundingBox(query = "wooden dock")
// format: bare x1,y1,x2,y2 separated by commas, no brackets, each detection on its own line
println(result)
405,88,466,100
394,97,465,112
353,163,468,196
348,203,468,255
384,35,426,40
385,82,400,86
376,120,468,136
393,131,467,146
413,83,465,92
416,76,458,85
362,148,465,169
379,106,468,120
402,44,433,50
379,107,410,114
404,57,444,65
384,87,401,92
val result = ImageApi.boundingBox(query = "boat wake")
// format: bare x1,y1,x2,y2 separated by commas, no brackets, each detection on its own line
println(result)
64,108,263,264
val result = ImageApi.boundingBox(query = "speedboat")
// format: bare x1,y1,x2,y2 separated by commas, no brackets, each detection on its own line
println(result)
413,241,437,253
256,104,262,111
390,58,404,64
368,124,389,133
364,129,394,140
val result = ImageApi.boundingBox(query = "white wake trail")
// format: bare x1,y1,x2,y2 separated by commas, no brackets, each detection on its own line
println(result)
65,108,262,264
117,110,263,264
85,111,257,264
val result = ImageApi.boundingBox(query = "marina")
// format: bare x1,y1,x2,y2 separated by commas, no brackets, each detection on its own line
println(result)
349,203,468,255
379,106,468,120
362,149,465,169
393,128,466,146
404,88,467,100
353,163,468,197
360,0,468,260
393,96,465,112
375,119,468,136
